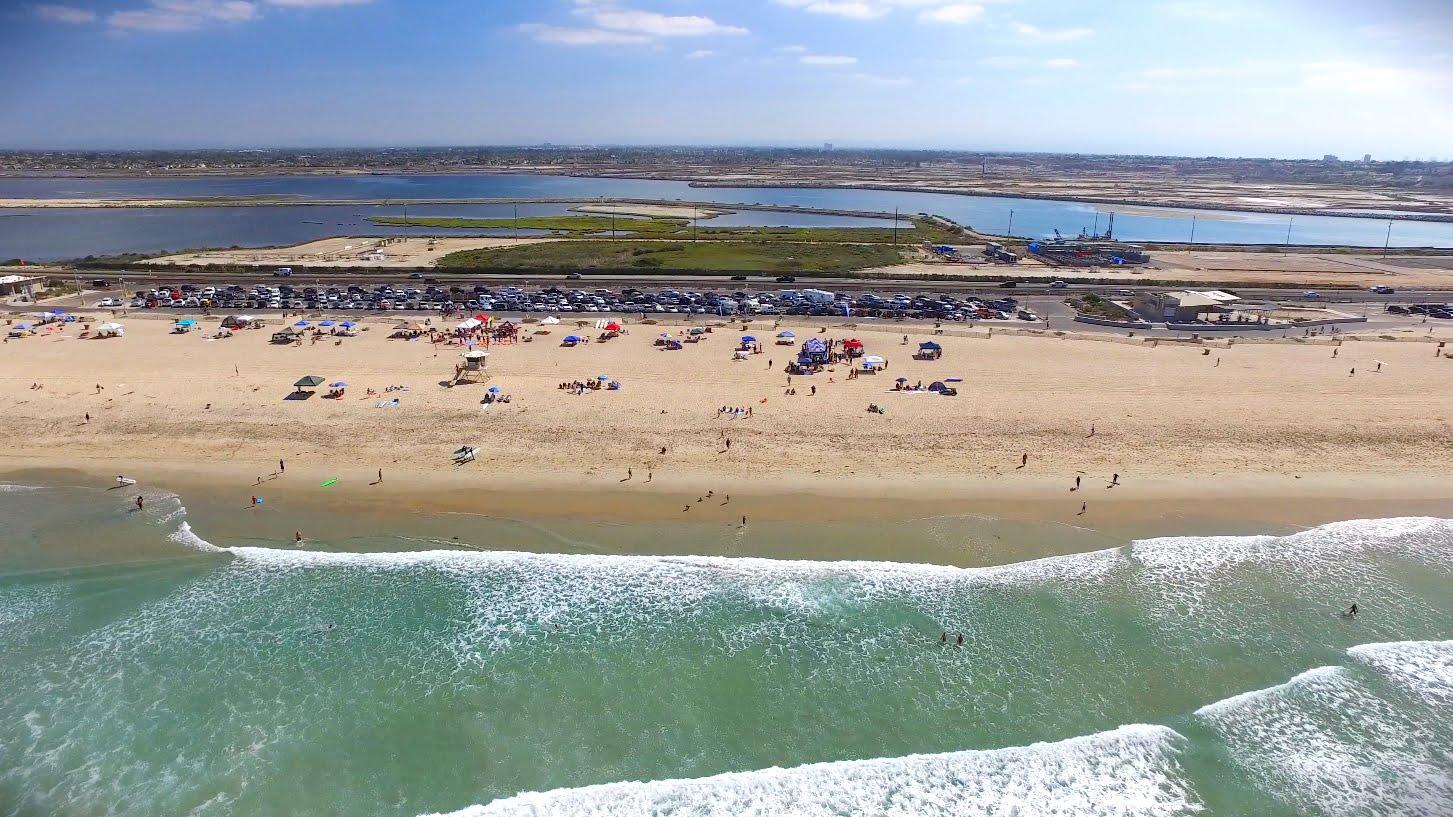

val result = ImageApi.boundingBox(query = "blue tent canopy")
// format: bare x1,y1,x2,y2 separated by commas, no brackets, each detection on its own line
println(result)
176,319,197,327
319,321,336,327
741,335,757,343
919,341,942,350
294,320,310,327
564,335,583,342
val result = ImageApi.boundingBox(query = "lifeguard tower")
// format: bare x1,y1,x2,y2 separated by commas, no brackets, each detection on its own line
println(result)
452,350,491,385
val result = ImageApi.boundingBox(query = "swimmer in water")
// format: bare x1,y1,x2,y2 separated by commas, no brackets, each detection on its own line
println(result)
295,531,303,543
135,495,144,511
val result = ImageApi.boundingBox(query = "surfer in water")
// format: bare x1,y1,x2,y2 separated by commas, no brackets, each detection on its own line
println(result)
1343,603,1359,619
134,495,144,511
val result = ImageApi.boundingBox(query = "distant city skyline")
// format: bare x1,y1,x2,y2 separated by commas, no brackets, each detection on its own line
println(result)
2,0,1450,158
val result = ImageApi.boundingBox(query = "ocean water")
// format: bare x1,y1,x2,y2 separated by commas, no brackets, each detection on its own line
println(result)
3,174,1452,260
1,480,1450,817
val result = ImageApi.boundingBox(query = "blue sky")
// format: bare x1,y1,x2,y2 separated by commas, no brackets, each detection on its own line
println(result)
2,0,1450,158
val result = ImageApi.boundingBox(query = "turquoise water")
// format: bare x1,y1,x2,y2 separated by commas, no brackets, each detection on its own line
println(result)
3,174,1453,260
1,480,1450,816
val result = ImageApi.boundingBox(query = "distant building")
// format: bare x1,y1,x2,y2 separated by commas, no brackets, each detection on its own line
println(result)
823,142,833,152
1363,153,1373,163
1323,154,1339,162
1133,290,1240,323
0,274,43,300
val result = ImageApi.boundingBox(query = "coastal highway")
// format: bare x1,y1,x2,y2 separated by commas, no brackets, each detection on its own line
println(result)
48,267,1453,305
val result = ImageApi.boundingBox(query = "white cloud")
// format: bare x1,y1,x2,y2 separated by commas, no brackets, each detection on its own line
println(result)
685,49,717,59
109,1,258,32
1044,57,1078,69
33,4,98,23
800,54,859,65
778,44,809,53
847,72,912,86
519,23,651,46
1010,22,1093,43
522,2,747,47
775,0,890,20
583,6,747,37
918,3,983,24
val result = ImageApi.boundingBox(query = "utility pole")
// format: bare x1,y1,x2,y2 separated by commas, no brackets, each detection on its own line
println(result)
893,206,899,249
1188,215,1197,253
1382,220,1392,258
1284,216,1294,249
1006,209,1015,237
693,204,698,242
513,204,518,238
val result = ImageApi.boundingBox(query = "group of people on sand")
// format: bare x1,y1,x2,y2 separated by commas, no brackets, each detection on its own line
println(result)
717,406,754,418
559,380,617,394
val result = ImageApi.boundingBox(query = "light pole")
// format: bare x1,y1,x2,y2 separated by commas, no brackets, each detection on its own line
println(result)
1006,209,1015,238
1284,216,1294,249
1188,215,1197,252
1382,220,1393,258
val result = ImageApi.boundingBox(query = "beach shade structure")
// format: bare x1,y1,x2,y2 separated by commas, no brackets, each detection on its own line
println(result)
687,327,706,335
457,318,483,331
176,319,197,327
329,381,348,388
96,322,125,337
14,322,31,330
861,355,886,369
895,377,909,383
597,374,610,381
487,386,501,394
475,314,490,322
929,381,947,393
541,316,561,325
563,335,583,344
918,341,942,351
946,377,964,383
319,321,336,327
340,321,357,329
667,340,683,350
843,339,864,349
605,322,622,332
777,331,796,338
741,335,758,344
294,320,311,328
293,375,326,390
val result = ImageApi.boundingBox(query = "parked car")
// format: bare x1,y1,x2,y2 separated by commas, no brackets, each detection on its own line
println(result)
1370,285,1395,294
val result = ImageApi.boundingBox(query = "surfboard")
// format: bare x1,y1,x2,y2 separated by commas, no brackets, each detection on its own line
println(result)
320,479,337,488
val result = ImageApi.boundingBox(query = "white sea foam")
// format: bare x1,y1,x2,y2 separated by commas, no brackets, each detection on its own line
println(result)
423,724,1201,817
0,482,44,493
169,522,224,553
1132,517,1453,575
1195,663,1453,817
1348,640,1453,710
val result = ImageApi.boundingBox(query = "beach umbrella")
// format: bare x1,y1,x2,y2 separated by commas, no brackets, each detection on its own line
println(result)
777,331,795,338
475,314,490,322
487,386,501,394
294,375,326,389
564,335,583,343
741,335,757,343
604,322,622,331
895,377,908,383
340,321,357,328
329,381,348,388
319,321,336,327
946,377,963,383
294,320,311,327
176,319,197,327
14,322,31,329
597,374,609,381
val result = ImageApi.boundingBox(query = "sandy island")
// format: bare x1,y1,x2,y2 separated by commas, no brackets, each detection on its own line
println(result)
3,312,1451,533
148,236,560,268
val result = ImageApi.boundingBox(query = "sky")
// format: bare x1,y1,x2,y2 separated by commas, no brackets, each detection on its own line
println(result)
1,0,1450,158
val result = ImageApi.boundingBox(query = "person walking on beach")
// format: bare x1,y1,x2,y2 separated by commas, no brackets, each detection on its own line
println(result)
1110,473,1120,486
1073,476,1080,491
1019,452,1028,469
84,412,90,423
279,459,286,474
378,468,384,483
1078,501,1087,516
135,495,144,511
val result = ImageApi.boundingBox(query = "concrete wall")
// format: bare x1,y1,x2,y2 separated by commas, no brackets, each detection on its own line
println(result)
1073,314,1152,329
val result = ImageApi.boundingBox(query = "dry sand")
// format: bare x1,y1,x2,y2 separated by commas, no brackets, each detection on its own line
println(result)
148,236,559,268
3,313,1451,525
570,204,732,219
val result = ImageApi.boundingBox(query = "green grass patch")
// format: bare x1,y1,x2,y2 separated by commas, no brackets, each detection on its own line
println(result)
373,214,957,245
437,239,908,272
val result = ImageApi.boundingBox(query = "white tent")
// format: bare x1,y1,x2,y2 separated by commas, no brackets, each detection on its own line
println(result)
861,355,886,369
456,318,483,330
541,316,562,325
96,322,125,337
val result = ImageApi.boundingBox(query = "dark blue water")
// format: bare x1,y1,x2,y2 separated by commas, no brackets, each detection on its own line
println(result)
1,174,1449,261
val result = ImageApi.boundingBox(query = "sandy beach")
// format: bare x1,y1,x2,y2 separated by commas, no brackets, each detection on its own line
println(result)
148,236,559,267
3,312,1451,532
